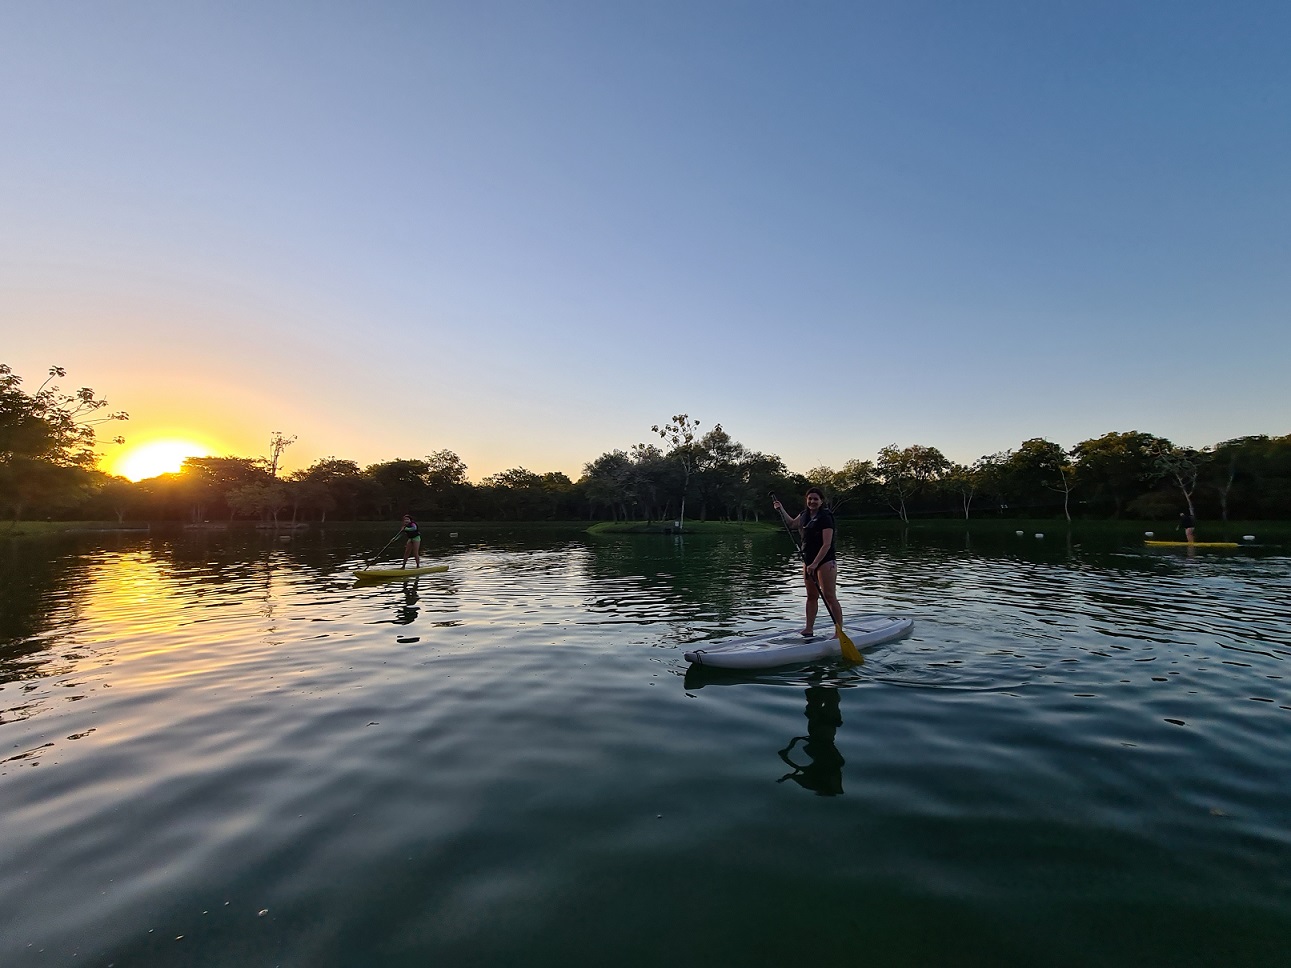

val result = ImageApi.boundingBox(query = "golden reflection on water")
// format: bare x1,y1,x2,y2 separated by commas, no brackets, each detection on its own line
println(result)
79,551,227,654
2,548,300,765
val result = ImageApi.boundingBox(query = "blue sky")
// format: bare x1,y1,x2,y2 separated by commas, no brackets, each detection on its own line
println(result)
3,1,1287,480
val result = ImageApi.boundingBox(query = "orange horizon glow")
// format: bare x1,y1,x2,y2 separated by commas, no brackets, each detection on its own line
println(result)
109,438,219,482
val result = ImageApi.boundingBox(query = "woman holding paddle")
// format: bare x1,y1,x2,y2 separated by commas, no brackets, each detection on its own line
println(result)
772,488,841,640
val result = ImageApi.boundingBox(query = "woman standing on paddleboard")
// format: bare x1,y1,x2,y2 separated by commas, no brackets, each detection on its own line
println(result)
772,487,841,638
400,514,422,569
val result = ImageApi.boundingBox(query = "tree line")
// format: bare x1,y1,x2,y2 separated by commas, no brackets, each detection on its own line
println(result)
2,365,1289,525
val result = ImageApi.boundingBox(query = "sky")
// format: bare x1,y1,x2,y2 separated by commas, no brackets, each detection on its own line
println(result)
3,1,1288,482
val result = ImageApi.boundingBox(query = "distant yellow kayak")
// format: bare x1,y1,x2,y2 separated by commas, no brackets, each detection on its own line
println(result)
354,564,449,579
1144,540,1239,549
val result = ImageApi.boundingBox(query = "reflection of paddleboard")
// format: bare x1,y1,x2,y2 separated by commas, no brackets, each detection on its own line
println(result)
1144,540,1239,549
683,665,861,691
354,564,449,579
684,614,913,669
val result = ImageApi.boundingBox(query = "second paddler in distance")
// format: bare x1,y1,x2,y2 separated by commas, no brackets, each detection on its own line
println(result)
772,487,841,639
401,513,422,569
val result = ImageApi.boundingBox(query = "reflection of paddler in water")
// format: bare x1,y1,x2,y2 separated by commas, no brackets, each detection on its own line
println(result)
392,578,421,625
777,686,845,796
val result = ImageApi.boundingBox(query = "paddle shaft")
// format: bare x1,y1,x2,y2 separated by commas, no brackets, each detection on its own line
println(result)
366,530,405,568
771,492,806,558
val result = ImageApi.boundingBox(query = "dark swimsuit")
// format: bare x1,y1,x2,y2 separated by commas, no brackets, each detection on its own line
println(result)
802,507,837,564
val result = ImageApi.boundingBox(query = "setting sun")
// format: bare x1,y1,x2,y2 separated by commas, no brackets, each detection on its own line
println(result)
112,439,215,482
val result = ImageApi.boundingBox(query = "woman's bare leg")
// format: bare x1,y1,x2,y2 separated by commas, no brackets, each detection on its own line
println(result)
816,562,841,637
803,570,819,635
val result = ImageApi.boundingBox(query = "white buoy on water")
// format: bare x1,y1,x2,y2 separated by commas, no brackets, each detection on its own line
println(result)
1145,531,1154,537
1015,530,1024,536
1243,535,1255,541
1035,533,1044,539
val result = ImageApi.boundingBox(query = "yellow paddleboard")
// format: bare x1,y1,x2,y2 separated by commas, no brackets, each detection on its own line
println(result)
354,564,449,579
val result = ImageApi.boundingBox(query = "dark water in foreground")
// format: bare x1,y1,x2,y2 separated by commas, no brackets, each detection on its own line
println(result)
1,526,1288,967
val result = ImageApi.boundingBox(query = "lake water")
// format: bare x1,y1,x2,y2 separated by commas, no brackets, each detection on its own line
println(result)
2,526,1289,967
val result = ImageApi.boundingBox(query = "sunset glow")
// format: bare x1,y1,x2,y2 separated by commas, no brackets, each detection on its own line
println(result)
112,440,215,482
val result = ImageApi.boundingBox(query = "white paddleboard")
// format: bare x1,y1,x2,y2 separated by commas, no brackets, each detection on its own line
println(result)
683,614,913,669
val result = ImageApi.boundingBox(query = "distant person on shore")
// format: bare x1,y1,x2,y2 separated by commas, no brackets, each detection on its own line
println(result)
1178,510,1196,545
772,487,841,638
401,514,422,568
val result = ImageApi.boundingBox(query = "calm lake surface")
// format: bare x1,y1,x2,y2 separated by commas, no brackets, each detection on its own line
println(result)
2,526,1288,967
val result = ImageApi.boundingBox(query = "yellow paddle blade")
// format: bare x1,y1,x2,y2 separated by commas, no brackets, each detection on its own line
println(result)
837,625,863,664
